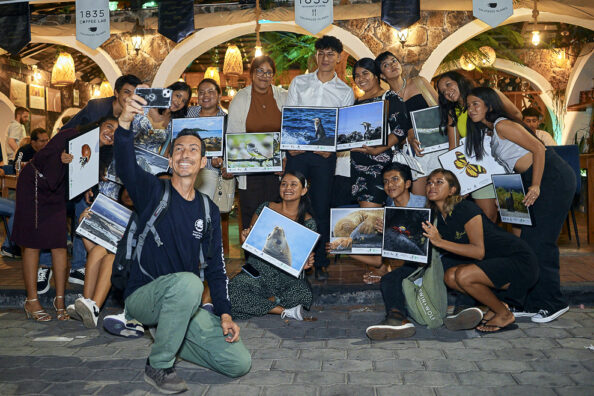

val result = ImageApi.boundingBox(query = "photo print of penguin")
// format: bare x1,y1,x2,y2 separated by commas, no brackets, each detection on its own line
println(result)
382,207,431,263
329,208,384,254
242,206,320,277
281,106,338,152
225,132,282,173
171,116,225,157
336,101,385,151
67,127,100,199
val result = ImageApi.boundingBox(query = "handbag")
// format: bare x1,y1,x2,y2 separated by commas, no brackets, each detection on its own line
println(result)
401,242,448,329
212,175,235,213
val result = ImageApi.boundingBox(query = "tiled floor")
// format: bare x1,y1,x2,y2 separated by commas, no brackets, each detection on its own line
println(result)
1,210,592,289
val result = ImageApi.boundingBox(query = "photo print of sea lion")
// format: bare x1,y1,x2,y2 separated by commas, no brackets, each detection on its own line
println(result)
242,206,320,277
491,173,533,226
68,126,100,200
382,207,431,263
410,106,449,154
281,106,338,152
225,132,282,173
336,101,385,150
171,116,224,157
329,208,384,254
106,146,169,184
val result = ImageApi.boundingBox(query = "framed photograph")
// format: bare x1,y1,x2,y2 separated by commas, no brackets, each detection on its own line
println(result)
491,174,533,226
281,106,337,152
30,114,46,131
382,207,431,263
336,101,385,150
329,208,384,254
438,136,505,195
73,89,80,106
242,206,320,277
411,106,449,153
28,84,45,110
46,87,62,113
9,78,27,107
106,146,169,184
171,116,224,157
225,132,282,173
68,127,100,200
75,194,132,253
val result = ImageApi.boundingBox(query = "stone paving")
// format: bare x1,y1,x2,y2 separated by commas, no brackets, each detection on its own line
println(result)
0,305,593,396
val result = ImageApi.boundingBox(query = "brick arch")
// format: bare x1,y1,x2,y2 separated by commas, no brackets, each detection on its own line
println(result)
152,21,374,88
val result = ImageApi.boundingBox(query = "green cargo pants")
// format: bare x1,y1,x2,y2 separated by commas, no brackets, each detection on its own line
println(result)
125,272,251,377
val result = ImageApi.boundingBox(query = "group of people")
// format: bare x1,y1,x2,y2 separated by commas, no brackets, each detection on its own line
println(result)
3,34,575,394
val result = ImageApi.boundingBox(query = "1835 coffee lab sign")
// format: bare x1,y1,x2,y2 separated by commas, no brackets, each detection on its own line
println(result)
76,0,110,49
473,0,513,28
295,0,333,35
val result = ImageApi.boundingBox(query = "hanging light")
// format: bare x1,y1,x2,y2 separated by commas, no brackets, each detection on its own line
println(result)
254,0,263,59
479,46,496,67
204,67,221,86
395,29,409,45
227,87,237,97
254,46,263,58
459,54,475,71
51,52,76,86
531,0,540,47
32,65,42,82
99,80,113,97
131,19,144,54
92,85,101,98
223,45,243,76
531,30,541,46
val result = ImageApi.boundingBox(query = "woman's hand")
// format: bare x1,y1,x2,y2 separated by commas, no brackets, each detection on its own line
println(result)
374,216,384,234
407,134,424,157
78,207,92,223
61,151,74,164
84,189,94,204
221,167,234,179
351,145,388,156
313,151,331,159
211,157,223,168
240,227,252,244
422,221,442,247
288,150,305,156
304,252,315,270
523,185,540,207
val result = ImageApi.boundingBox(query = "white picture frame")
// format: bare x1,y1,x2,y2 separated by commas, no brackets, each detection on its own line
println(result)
281,106,338,152
106,146,169,184
329,208,384,254
491,173,533,226
225,132,282,173
382,207,431,263
68,127,100,200
411,106,449,154
171,116,224,157
336,101,385,151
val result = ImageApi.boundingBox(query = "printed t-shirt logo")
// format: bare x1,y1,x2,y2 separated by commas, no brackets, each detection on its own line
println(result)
193,219,204,239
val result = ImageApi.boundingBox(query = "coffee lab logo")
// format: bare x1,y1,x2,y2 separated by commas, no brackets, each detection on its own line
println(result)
472,0,513,28
76,0,110,49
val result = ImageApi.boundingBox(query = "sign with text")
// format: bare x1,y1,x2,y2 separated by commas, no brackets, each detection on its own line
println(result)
472,0,513,28
295,0,333,35
76,0,110,49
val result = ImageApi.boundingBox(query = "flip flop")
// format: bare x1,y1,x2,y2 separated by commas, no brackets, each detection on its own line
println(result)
476,323,518,334
363,272,382,284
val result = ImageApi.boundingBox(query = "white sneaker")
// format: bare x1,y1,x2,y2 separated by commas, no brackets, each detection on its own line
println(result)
531,306,569,323
103,312,145,338
68,268,85,285
509,307,537,318
75,297,99,328
36,267,52,295
67,304,82,321
281,305,304,321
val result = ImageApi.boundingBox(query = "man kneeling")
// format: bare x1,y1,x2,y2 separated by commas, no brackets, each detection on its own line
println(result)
114,94,251,393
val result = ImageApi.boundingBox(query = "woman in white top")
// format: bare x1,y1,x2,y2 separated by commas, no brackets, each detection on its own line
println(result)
465,87,575,324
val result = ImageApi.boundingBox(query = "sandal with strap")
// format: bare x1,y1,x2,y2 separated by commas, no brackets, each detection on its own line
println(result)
53,296,70,321
24,298,52,322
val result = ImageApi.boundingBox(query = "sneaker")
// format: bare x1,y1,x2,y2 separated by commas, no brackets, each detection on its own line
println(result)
74,297,100,328
1,245,21,259
281,305,304,321
144,360,188,394
36,267,52,295
531,306,570,323
103,312,145,338
67,304,82,321
68,268,85,285
444,307,483,331
366,315,416,340
509,306,536,318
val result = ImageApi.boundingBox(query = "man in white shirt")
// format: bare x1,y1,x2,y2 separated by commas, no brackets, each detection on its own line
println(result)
522,108,557,146
6,107,30,163
285,35,355,280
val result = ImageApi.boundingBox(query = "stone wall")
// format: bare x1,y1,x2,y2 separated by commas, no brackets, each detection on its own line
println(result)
517,49,575,91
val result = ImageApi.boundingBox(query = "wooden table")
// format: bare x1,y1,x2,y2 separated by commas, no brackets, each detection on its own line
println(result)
580,153,594,244
1,175,17,198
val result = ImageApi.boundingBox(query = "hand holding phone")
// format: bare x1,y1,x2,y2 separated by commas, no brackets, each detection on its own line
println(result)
134,88,172,108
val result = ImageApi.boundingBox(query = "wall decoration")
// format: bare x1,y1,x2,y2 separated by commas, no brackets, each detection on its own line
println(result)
28,84,45,110
67,127,100,200
9,78,27,107
73,89,80,106
46,87,62,113
30,114,46,131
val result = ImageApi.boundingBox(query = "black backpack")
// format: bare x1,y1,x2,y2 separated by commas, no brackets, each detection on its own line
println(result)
111,179,213,293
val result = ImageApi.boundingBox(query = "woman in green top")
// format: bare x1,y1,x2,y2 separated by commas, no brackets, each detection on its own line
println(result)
436,71,521,222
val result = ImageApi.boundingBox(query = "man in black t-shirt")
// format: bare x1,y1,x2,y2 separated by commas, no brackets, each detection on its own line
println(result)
13,128,49,171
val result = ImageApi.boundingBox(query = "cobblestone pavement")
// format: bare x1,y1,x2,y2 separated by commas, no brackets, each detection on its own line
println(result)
0,305,593,396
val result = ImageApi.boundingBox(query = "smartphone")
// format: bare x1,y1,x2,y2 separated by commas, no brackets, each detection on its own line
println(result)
242,263,260,278
135,88,172,108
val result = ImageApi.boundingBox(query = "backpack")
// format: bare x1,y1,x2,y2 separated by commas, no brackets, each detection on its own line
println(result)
111,179,213,293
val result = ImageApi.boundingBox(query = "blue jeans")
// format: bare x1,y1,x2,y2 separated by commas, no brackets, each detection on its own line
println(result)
69,197,89,271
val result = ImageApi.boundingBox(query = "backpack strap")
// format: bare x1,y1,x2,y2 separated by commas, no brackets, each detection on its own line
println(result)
198,191,212,280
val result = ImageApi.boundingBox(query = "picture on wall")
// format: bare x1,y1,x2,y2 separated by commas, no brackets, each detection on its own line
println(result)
225,132,282,173
30,114,46,131
438,136,505,195
171,116,224,157
410,106,449,153
336,101,385,150
382,207,431,263
281,106,338,152
76,193,133,253
491,174,533,226
329,208,384,254
46,87,62,113
106,146,170,184
67,127,100,200
242,206,320,277
73,89,80,106
29,84,45,110
9,78,27,107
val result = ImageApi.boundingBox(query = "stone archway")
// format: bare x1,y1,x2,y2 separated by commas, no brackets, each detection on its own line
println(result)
152,21,374,87
31,35,122,87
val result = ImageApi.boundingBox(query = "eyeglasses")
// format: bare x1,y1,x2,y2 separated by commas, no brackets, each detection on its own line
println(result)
198,88,218,97
317,51,337,59
255,68,274,78
381,58,400,69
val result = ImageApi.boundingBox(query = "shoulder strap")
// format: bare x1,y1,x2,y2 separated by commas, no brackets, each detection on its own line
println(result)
198,191,212,280
412,77,437,107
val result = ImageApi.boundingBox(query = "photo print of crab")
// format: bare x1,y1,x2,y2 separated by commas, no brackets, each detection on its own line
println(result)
382,207,431,263
67,127,100,199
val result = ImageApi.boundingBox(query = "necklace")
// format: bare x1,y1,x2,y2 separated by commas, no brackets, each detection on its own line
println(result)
394,78,407,97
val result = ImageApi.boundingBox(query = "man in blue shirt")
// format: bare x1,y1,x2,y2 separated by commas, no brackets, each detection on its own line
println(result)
114,94,251,393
